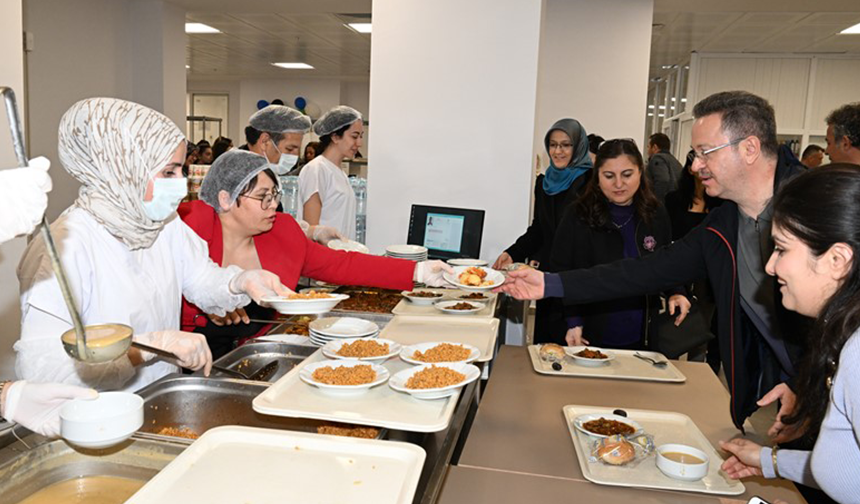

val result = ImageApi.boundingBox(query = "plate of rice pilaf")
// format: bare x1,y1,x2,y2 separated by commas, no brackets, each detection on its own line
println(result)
299,360,389,396
389,362,481,399
399,342,481,365
322,337,401,362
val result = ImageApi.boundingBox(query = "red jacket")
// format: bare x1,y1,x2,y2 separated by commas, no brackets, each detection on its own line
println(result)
178,200,415,332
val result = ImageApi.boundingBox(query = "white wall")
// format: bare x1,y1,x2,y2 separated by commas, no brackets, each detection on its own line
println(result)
534,0,654,165
0,0,26,377
367,0,543,260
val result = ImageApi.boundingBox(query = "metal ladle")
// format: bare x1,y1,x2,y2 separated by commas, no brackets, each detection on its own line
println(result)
1,87,132,364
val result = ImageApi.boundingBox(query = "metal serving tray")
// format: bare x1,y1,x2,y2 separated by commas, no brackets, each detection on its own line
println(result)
205,341,316,382
0,436,185,504
136,375,384,444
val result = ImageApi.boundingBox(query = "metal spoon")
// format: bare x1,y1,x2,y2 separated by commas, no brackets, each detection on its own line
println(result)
634,352,668,368
2,87,132,364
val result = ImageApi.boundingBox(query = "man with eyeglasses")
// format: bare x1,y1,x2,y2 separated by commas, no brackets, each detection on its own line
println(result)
499,91,809,440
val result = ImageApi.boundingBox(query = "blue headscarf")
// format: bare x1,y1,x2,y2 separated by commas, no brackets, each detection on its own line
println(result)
542,118,593,196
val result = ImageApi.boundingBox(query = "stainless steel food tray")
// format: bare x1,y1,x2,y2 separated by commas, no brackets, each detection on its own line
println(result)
205,342,316,382
136,375,385,444
0,436,185,503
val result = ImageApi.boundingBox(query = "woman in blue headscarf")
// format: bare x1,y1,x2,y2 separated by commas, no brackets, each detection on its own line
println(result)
493,118,593,343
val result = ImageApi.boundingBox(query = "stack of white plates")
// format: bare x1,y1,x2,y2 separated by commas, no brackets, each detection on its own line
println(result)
308,317,380,347
385,244,428,262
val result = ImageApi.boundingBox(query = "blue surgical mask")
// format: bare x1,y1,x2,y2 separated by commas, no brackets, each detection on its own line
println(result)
267,141,298,175
143,177,188,221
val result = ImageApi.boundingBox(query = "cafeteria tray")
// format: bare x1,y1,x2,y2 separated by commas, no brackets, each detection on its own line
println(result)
126,426,426,504
205,341,316,382
527,345,686,383
253,349,461,432
380,316,499,362
562,404,744,496
392,289,498,318
136,376,385,444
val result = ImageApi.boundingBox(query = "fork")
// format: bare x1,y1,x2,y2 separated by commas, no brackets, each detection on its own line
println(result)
634,352,668,368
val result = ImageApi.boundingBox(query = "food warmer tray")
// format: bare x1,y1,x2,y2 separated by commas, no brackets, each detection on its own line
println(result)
202,341,316,382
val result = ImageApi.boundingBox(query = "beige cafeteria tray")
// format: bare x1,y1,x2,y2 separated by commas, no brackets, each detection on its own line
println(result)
127,426,425,504
563,405,744,496
528,345,686,383
392,289,498,318
253,349,461,432
380,315,499,362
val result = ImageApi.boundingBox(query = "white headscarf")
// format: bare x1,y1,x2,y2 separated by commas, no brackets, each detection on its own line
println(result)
58,98,185,250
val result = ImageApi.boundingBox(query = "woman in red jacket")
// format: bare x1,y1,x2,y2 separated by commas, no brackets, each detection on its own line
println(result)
179,150,451,358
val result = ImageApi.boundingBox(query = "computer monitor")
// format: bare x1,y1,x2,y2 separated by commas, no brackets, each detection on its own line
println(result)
407,204,485,260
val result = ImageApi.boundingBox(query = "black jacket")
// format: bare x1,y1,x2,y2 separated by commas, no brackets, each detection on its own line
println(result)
556,151,808,429
550,203,679,347
505,172,591,267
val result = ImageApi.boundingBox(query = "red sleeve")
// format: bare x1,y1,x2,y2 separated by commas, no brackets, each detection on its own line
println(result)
300,241,416,291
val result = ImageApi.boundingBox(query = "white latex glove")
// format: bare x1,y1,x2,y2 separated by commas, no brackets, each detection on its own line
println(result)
310,225,345,245
228,269,294,303
0,156,52,243
414,260,455,287
3,381,97,437
134,330,214,376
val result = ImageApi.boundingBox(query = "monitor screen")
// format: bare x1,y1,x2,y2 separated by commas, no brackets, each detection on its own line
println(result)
408,205,485,260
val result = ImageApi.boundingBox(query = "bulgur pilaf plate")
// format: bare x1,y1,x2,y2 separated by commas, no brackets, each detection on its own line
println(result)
389,362,480,399
399,341,481,365
322,337,401,362
300,360,389,396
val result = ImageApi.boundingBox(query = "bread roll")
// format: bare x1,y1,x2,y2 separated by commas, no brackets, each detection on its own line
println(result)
539,343,565,362
596,435,636,465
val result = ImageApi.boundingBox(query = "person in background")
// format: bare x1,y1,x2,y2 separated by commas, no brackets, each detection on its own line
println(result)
211,136,233,162
183,140,199,177
645,132,684,201
720,165,860,504
0,155,98,437
824,103,860,166
800,144,825,168
587,133,604,165
238,126,261,152
180,150,453,357
497,91,809,439
197,140,214,165
287,141,321,177
550,139,690,348
298,106,364,240
16,97,292,393
493,119,593,343
249,105,309,176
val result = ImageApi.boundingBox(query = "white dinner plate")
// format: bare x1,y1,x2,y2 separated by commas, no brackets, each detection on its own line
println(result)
322,337,401,362
433,300,486,315
386,244,428,256
299,360,389,396
401,290,446,306
389,362,481,399
443,266,505,291
399,342,481,365
261,294,349,315
565,346,616,367
447,258,489,267
309,317,380,338
328,239,370,254
572,413,644,438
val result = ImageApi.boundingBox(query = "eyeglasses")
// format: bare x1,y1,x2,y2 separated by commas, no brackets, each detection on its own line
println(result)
240,189,282,210
691,138,745,162
548,141,573,151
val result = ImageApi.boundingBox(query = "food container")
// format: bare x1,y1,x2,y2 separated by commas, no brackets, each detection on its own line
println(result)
656,443,710,481
135,376,384,443
60,392,143,448
204,341,316,382
0,436,184,504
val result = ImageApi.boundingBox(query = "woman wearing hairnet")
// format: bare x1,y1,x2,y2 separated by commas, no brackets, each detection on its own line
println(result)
15,98,293,392
179,149,452,357
298,106,363,239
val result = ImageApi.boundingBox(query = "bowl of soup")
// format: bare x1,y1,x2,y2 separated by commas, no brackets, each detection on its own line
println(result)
656,443,709,481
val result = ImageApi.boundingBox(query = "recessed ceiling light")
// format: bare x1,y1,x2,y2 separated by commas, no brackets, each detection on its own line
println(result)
185,23,220,34
185,65,190,69
841,22,860,34
345,23,372,34
272,62,314,70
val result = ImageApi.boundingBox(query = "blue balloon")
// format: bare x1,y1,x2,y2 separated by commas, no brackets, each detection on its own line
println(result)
257,100,269,110
294,96,307,110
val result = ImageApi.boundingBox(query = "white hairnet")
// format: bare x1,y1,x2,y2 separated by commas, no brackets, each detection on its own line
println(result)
58,97,185,250
313,106,362,137
249,105,311,134
199,150,275,211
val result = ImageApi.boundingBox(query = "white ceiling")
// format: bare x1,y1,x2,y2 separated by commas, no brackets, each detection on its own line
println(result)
182,1,860,82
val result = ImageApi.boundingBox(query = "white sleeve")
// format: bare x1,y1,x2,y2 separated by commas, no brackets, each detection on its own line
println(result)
299,163,326,204
15,237,136,390
175,219,250,316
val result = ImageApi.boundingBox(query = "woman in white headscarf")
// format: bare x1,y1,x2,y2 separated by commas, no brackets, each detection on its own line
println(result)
15,97,292,392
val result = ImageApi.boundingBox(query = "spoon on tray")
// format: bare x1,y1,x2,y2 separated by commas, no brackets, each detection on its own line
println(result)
633,352,668,368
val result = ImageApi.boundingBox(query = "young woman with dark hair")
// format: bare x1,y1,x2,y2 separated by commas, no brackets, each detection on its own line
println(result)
549,139,690,348
720,164,860,503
